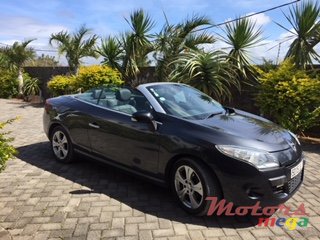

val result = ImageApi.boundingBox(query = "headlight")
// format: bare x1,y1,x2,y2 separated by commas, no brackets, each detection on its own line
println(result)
289,131,300,145
216,145,279,169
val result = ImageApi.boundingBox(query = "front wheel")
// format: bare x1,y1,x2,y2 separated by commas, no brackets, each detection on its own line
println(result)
170,158,221,216
50,126,74,163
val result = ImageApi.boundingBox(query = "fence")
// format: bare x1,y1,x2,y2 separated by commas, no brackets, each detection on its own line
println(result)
23,66,259,114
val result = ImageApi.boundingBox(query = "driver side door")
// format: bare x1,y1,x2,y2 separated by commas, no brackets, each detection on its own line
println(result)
87,86,160,175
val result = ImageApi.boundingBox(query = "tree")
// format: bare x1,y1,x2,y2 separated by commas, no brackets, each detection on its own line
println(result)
25,54,59,67
0,40,36,94
170,50,239,101
97,9,154,85
222,17,263,81
277,1,320,69
154,15,215,81
49,25,98,74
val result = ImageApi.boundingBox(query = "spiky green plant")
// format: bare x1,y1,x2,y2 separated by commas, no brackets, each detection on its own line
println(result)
97,9,154,84
276,1,320,69
0,40,36,94
154,15,215,81
50,25,98,74
170,50,240,101
222,17,263,80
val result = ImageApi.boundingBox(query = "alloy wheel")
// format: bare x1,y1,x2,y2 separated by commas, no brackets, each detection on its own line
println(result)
174,165,204,209
52,130,69,160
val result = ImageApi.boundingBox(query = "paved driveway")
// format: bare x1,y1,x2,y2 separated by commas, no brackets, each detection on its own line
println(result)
0,98,319,240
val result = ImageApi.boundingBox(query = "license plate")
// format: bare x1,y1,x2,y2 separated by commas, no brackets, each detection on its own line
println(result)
291,161,303,179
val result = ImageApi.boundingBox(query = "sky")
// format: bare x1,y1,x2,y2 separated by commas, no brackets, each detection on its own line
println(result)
0,0,318,65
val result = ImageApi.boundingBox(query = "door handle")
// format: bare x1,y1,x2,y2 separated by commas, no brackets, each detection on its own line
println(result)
89,122,100,129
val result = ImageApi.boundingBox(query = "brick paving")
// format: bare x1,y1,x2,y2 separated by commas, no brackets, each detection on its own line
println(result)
0,98,319,240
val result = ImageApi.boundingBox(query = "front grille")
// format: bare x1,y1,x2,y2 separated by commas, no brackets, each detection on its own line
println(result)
287,171,303,193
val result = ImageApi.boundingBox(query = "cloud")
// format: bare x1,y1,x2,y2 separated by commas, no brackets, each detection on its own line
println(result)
0,15,69,65
0,16,67,41
226,0,280,9
246,12,271,27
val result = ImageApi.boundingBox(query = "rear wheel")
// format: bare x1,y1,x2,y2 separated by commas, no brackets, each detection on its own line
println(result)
50,126,74,163
170,158,221,216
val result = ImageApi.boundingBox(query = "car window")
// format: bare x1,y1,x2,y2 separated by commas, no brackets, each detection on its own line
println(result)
147,84,225,120
74,88,103,105
97,86,153,115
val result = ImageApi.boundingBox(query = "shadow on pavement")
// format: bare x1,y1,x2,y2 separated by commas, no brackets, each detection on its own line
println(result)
16,141,272,229
301,142,320,154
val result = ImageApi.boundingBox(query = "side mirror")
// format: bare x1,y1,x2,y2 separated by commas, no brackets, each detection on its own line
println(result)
131,111,157,130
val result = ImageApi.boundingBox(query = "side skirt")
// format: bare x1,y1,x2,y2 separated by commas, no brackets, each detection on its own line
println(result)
74,148,167,187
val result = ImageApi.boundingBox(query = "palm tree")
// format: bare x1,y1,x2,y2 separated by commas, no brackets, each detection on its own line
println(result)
1,40,36,94
97,9,154,84
277,1,320,69
170,50,240,101
50,25,98,74
154,15,215,81
222,17,263,80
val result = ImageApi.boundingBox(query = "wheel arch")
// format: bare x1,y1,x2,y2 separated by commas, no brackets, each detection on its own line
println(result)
49,123,62,139
48,122,71,141
164,153,224,198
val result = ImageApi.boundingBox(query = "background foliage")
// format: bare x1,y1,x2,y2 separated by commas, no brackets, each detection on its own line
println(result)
47,65,123,96
47,75,76,96
75,65,123,91
0,69,18,98
257,60,320,134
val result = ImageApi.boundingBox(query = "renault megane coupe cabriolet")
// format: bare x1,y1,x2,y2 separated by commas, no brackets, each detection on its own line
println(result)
43,82,304,215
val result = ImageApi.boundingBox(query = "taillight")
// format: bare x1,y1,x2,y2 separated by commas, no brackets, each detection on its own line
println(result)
44,99,52,113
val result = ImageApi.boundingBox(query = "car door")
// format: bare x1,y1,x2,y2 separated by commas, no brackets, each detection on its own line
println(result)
87,86,160,174
64,88,103,152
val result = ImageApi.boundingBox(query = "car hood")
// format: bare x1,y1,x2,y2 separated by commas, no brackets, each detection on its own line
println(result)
196,109,297,152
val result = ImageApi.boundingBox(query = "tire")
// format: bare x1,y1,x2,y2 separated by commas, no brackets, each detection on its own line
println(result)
170,158,222,216
50,126,74,163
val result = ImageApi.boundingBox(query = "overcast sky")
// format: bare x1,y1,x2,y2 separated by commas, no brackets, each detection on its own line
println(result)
0,0,318,65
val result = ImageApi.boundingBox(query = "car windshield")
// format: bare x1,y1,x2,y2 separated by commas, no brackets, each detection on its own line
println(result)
147,84,225,120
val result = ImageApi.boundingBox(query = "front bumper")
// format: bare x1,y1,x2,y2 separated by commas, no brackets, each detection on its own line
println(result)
210,153,305,207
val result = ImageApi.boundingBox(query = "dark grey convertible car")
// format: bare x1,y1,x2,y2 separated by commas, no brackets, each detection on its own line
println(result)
43,82,304,215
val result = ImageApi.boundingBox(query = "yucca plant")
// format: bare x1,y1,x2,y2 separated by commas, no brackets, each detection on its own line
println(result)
97,9,154,84
23,77,40,96
222,17,263,80
1,40,36,94
170,49,240,101
154,15,215,81
276,1,320,69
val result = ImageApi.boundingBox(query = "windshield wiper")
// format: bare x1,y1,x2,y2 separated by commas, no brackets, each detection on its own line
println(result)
206,111,223,119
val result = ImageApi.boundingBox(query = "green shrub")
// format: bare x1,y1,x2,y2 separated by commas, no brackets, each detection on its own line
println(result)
256,60,320,134
0,118,17,172
47,65,123,96
75,65,123,91
47,75,76,96
0,69,18,98
23,77,40,96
